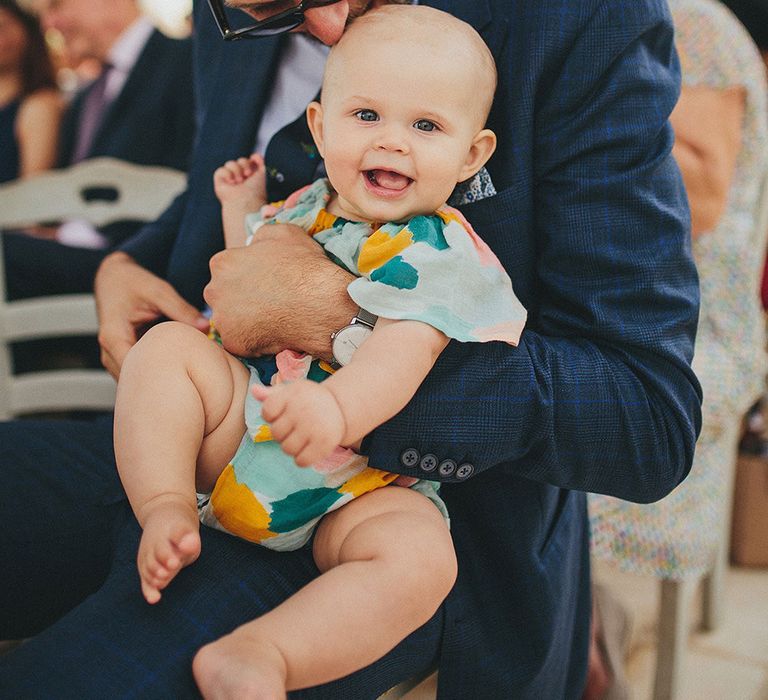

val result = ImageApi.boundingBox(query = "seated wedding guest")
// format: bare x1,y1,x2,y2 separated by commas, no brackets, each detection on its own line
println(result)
723,0,768,448
720,0,768,66
719,0,768,319
588,0,768,694
1,0,194,300
0,0,61,183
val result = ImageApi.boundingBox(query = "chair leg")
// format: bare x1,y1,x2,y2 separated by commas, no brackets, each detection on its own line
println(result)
701,543,726,632
653,577,694,700
702,425,741,633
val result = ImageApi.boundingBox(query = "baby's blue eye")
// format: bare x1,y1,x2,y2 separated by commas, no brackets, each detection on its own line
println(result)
414,119,437,132
355,109,378,122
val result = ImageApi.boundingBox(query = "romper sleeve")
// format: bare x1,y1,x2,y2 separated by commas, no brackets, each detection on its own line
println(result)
347,207,527,345
244,180,328,244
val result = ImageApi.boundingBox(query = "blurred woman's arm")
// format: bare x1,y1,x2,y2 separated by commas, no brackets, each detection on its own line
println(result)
671,83,745,237
16,88,62,177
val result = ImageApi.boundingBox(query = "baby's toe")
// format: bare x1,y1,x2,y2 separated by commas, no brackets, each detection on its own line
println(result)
141,578,162,605
175,530,202,559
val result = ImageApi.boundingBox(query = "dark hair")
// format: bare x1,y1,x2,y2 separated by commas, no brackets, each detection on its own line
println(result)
720,0,768,50
0,0,57,97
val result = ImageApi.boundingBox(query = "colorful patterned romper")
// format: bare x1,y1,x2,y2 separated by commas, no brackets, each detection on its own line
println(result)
199,178,527,551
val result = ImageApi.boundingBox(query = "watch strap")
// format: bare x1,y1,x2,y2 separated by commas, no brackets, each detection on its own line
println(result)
354,308,378,328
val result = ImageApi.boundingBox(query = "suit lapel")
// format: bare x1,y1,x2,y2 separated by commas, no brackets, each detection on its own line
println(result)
189,35,282,187
90,30,162,154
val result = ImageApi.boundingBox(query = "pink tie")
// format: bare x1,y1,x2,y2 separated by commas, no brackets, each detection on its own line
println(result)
71,64,113,164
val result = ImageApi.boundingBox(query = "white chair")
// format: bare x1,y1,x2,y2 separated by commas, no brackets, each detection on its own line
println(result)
0,157,186,419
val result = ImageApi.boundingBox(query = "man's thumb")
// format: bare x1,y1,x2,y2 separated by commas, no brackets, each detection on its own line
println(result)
162,293,210,332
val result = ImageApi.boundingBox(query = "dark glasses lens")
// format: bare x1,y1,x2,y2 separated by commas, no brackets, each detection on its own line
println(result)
207,0,342,41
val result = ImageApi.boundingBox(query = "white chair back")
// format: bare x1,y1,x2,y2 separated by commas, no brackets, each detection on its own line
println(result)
0,158,186,419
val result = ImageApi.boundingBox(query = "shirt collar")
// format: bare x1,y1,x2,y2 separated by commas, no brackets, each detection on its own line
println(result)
107,15,154,74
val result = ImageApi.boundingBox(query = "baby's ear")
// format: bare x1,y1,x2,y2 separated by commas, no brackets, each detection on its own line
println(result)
306,101,325,157
458,129,497,182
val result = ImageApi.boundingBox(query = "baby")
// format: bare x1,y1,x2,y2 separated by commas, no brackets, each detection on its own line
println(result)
114,5,526,696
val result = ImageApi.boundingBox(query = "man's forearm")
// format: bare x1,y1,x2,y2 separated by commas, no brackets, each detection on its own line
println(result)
204,225,359,359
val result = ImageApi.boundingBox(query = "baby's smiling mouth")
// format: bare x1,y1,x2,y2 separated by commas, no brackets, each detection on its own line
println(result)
365,169,413,191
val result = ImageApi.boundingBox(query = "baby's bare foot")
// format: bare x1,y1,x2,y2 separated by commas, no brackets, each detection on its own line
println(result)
137,497,201,604
193,631,287,700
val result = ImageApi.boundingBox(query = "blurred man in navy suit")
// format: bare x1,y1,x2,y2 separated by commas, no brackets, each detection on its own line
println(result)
2,0,194,299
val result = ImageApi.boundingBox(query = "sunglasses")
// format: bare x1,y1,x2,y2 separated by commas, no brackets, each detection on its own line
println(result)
206,0,343,40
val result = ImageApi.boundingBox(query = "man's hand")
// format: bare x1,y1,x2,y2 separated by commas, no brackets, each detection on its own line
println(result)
23,225,59,240
252,380,346,467
94,252,209,379
203,223,358,359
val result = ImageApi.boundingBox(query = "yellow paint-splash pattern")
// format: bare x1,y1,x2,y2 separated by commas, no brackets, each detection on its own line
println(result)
210,464,277,543
338,467,399,497
357,227,413,275
253,424,272,442
308,209,337,235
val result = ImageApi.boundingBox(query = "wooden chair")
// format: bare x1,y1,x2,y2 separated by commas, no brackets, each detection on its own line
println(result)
0,157,186,419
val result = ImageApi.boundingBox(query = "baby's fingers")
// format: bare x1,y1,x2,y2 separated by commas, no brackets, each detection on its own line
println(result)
267,411,295,443
254,386,290,425
251,383,271,402
236,157,254,177
249,152,265,171
219,159,248,183
278,431,311,460
213,165,235,184
294,439,332,468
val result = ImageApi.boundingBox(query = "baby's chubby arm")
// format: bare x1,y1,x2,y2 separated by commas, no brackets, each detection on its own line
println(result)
252,318,449,467
213,153,267,248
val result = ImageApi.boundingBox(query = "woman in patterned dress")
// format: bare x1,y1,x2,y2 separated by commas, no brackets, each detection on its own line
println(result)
585,0,768,693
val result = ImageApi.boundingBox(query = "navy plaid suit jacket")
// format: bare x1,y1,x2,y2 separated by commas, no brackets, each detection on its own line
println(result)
122,1,702,696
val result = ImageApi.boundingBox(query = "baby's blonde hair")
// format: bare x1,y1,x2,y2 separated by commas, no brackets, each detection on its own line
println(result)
324,4,497,127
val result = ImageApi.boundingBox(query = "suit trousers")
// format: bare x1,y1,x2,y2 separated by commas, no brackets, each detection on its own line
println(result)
2,231,107,300
0,416,442,698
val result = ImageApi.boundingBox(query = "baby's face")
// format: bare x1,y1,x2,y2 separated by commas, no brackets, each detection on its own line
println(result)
309,38,492,223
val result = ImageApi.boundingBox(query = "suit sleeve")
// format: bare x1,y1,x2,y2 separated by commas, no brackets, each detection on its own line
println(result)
118,190,188,276
364,1,702,503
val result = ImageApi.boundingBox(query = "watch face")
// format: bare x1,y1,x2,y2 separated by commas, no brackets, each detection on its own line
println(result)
332,324,372,366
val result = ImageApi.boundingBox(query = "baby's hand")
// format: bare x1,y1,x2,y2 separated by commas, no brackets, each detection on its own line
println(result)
213,153,267,208
252,380,346,467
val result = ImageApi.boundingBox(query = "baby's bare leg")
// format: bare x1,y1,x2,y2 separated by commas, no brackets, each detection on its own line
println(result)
192,486,456,698
114,321,249,603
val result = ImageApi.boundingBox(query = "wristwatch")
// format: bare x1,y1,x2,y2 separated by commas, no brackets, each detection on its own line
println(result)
330,308,377,369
